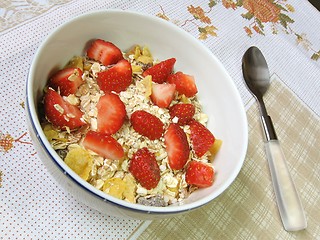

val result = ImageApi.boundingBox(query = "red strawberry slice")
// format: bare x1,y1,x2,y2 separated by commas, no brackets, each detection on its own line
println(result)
167,71,198,97
129,147,160,190
164,123,190,170
130,110,164,140
44,88,86,130
185,161,214,188
150,83,176,108
169,103,195,125
49,68,83,96
96,93,126,135
142,58,176,83
97,59,132,93
86,39,123,66
82,130,124,160
189,120,215,157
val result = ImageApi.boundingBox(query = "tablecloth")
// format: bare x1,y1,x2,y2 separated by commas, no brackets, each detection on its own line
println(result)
1,0,319,239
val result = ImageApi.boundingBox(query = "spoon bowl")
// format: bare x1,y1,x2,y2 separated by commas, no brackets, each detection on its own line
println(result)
242,46,270,98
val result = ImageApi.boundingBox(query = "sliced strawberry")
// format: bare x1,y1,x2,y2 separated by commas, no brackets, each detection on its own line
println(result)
169,103,195,125
142,58,176,83
97,59,132,93
189,120,215,157
96,93,126,135
82,130,124,160
164,123,190,170
130,110,164,140
49,68,83,96
167,71,198,97
150,83,176,108
44,88,86,130
86,39,123,66
185,161,214,188
129,147,160,190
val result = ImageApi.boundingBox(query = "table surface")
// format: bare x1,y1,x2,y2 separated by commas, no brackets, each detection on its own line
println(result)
1,0,319,239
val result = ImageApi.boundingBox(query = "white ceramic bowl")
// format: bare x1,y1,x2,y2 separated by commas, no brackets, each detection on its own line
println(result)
26,10,248,219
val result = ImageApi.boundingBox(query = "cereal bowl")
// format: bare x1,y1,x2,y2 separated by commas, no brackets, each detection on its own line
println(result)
26,10,248,219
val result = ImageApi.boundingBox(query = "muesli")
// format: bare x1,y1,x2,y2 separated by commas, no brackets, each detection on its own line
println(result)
41,39,222,206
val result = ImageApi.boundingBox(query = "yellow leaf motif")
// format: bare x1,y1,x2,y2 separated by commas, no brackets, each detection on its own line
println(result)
0,133,14,152
156,13,169,21
222,0,237,9
157,2,316,61
253,25,263,34
20,102,25,109
198,25,218,40
188,5,211,24
286,4,295,12
244,26,253,37
296,33,312,51
0,132,33,153
157,5,170,21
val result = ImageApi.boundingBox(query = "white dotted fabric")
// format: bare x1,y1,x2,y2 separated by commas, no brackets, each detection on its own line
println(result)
1,0,320,239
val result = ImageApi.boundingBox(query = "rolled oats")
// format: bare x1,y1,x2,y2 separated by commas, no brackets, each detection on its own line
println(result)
42,44,218,207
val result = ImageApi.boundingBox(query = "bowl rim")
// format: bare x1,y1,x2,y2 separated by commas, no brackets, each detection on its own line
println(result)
26,9,248,214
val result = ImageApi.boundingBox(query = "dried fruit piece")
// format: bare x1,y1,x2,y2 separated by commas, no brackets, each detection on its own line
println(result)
208,139,222,161
142,75,152,98
137,55,153,65
126,45,153,64
131,64,143,74
123,174,136,203
142,46,152,57
180,94,191,104
64,147,93,180
125,44,138,55
43,124,63,143
102,178,126,199
64,56,84,70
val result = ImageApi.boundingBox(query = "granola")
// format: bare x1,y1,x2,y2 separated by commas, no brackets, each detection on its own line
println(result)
41,41,222,206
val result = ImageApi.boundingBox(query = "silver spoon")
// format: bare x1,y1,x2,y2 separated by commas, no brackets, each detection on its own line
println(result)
242,46,307,231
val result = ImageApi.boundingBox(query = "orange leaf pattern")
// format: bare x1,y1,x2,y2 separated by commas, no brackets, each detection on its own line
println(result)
187,5,211,24
0,132,33,153
156,1,319,61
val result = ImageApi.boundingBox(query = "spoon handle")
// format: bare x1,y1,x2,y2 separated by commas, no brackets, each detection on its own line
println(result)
265,140,307,231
